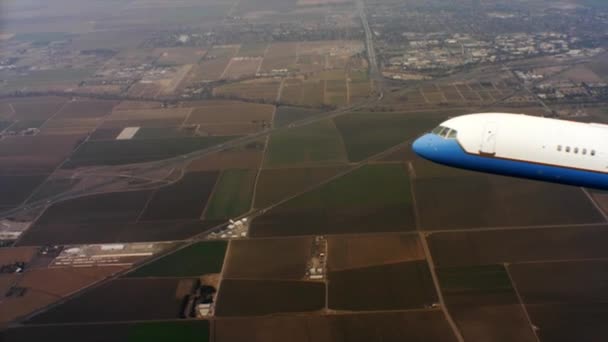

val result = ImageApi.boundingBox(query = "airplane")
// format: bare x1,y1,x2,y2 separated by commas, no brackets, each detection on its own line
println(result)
412,112,608,190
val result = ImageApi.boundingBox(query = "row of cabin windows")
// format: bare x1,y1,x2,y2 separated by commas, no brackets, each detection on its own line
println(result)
557,145,596,156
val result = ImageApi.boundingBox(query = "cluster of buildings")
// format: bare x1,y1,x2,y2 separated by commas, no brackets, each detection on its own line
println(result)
306,236,326,281
208,218,249,240
384,32,599,78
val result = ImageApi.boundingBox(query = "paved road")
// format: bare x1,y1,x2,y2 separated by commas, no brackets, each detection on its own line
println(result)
357,0,383,95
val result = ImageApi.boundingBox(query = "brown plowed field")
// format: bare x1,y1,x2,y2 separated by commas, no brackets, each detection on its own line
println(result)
54,99,118,119
223,237,312,279
214,310,458,342
428,225,608,268
215,279,325,316
254,166,347,208
139,171,219,221
328,261,436,311
327,234,424,271
413,159,605,230
27,278,196,323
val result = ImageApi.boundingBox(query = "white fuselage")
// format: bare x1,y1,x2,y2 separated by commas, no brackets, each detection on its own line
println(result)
412,113,608,189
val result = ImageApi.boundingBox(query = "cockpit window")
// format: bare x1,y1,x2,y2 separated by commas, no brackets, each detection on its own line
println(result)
432,126,445,134
446,129,458,139
431,125,458,139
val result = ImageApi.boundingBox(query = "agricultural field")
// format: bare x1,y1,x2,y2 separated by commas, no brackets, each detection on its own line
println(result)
438,265,537,342
127,241,228,277
214,78,281,102
0,174,49,208
428,225,608,268
204,169,256,220
327,234,424,271
413,159,606,230
221,57,263,79
26,278,198,323
334,110,452,162
53,99,118,119
214,310,458,342
223,237,313,279
328,261,436,311
31,190,153,225
2,321,210,342
264,120,348,167
0,134,84,173
1,97,67,121
250,164,415,237
254,166,348,208
279,79,325,107
215,279,325,316
185,100,274,136
273,106,321,127
65,136,233,167
187,144,263,171
259,42,298,72
154,47,207,66
1,266,126,324
139,171,219,221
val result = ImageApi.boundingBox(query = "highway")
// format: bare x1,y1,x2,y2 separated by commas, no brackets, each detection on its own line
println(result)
357,0,383,95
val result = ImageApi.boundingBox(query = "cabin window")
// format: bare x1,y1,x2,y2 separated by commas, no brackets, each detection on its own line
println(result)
583,148,587,155
574,147,579,154
446,129,458,139
565,146,571,153
591,150,596,156
557,145,562,151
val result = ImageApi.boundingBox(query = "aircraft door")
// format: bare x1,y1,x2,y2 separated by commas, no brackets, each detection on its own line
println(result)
480,122,498,155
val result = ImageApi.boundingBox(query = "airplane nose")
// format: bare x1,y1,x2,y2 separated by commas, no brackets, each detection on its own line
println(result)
412,134,434,159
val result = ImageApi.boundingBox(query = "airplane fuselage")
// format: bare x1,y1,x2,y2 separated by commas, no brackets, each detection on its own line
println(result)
412,113,608,190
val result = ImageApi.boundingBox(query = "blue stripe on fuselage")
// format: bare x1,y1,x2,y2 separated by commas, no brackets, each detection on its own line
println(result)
412,133,608,190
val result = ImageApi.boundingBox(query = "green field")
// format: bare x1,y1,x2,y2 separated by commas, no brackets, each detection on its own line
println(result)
14,32,71,45
265,120,348,167
437,265,513,293
2,69,92,90
205,169,256,220
274,106,321,127
127,241,228,277
128,321,210,342
237,42,268,57
284,164,412,208
334,111,448,162
67,136,233,167
251,164,416,236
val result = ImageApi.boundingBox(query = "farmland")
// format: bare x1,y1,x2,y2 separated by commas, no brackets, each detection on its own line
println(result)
413,159,606,230
438,265,538,342
327,234,424,271
264,120,348,167
428,225,608,267
250,164,415,237
2,321,210,342
329,261,437,311
214,311,458,342
215,279,325,316
223,237,312,279
139,171,219,221
334,110,453,162
127,241,228,277
65,136,233,167
253,166,347,208
27,278,197,323
3,0,608,338
204,169,256,220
